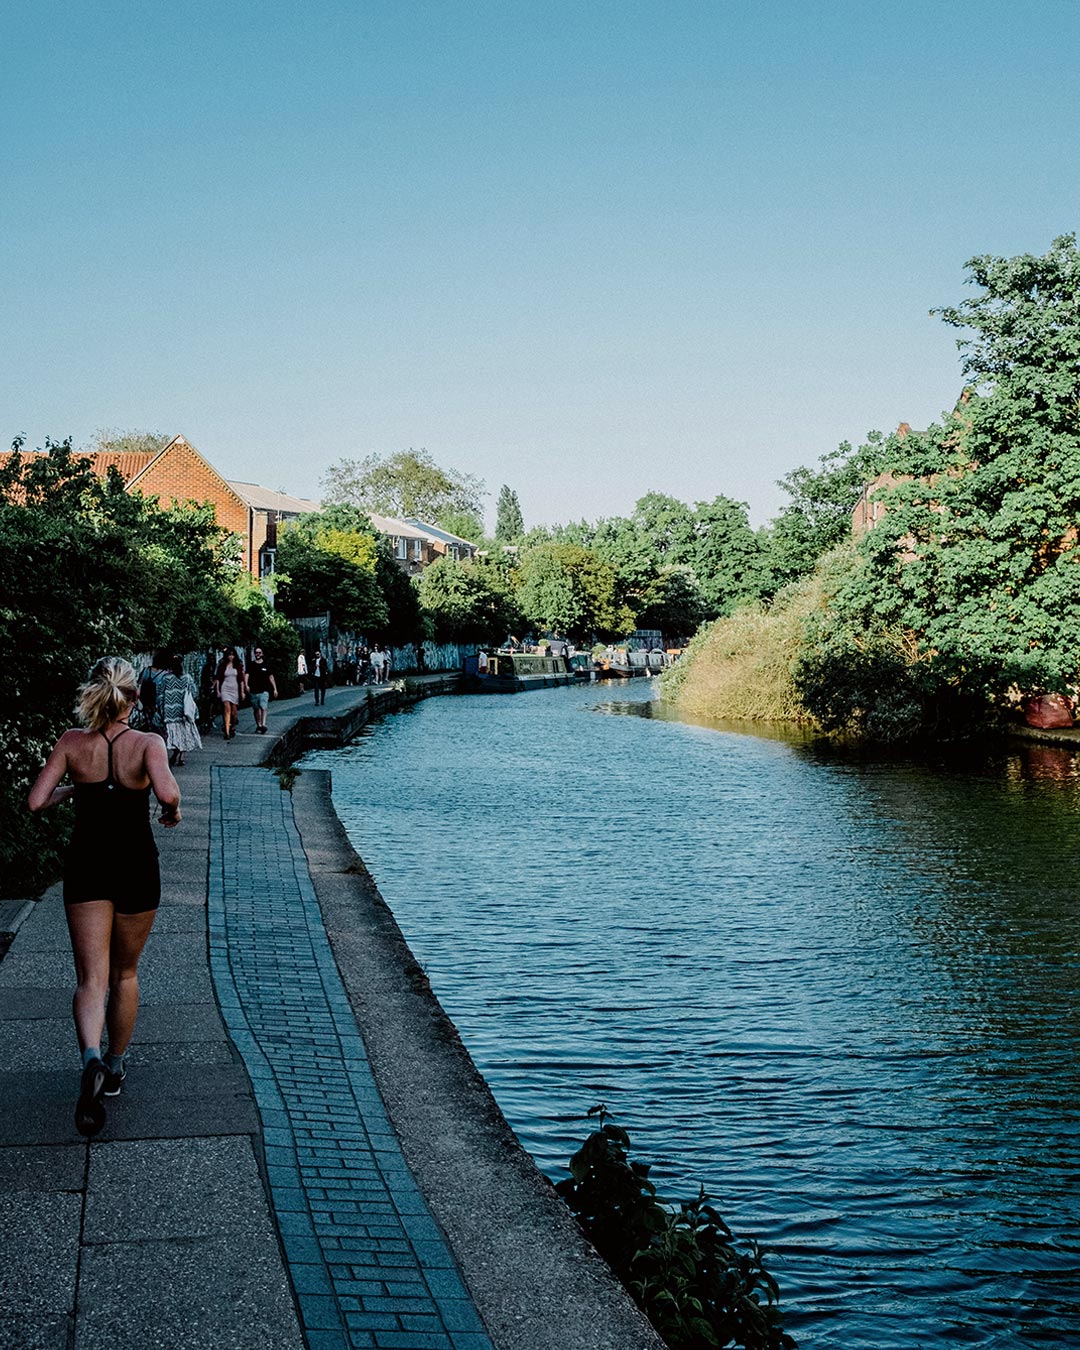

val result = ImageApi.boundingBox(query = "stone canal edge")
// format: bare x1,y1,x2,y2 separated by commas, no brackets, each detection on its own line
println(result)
0,679,664,1350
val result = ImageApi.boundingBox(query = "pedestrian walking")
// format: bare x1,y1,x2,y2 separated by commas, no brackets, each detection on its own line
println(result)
371,644,387,684
296,650,308,690
199,649,218,732
247,646,278,734
161,654,202,767
136,650,169,741
311,648,328,705
215,648,247,739
27,657,181,1137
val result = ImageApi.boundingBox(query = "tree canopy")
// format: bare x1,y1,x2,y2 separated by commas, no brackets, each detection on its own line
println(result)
495,485,525,541
516,542,635,642
275,510,387,632
791,235,1080,736
414,556,522,642
322,448,485,522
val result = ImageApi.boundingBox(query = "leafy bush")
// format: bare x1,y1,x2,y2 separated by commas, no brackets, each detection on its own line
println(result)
414,554,522,643
0,438,283,896
557,1106,796,1350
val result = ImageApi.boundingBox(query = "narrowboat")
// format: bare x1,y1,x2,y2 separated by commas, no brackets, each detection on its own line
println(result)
463,650,577,693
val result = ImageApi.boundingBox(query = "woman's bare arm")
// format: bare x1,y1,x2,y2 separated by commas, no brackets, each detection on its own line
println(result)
28,734,76,812
144,735,182,826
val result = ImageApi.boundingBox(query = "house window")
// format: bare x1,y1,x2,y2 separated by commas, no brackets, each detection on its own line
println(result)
412,538,422,560
259,547,276,578
449,545,459,561
395,537,407,560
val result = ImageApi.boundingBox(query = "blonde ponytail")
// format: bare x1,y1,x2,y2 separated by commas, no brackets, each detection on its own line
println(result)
77,657,138,732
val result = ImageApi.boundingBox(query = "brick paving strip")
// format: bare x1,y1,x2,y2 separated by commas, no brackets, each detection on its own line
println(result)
210,766,491,1350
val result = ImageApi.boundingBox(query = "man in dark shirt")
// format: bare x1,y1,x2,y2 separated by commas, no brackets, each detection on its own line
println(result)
247,647,278,733
311,649,328,705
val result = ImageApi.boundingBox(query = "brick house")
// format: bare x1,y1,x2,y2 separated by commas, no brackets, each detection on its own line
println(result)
6,435,318,578
365,513,479,576
7,435,479,579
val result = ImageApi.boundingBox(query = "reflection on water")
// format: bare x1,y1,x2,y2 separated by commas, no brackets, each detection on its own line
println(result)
307,684,1080,1349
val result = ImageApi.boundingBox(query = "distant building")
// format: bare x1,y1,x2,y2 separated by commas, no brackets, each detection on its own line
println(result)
5,435,318,579
365,513,479,575
5,434,480,580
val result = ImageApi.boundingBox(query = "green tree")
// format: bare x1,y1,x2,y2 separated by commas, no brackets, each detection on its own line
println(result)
516,543,634,642
435,508,485,544
275,512,388,631
634,566,704,642
0,438,242,895
762,434,889,591
692,495,768,617
588,516,665,625
631,492,697,565
495,485,525,541
322,448,485,522
374,537,424,643
415,556,522,642
801,235,1080,734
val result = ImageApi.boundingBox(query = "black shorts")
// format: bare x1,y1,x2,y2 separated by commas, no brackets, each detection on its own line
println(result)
63,848,161,915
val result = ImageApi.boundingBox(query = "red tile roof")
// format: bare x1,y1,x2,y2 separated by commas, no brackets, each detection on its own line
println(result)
84,450,159,483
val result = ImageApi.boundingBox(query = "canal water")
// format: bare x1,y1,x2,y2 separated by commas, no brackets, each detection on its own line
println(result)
306,680,1079,1349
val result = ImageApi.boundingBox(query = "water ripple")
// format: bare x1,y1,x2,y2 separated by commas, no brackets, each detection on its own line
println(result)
309,683,1080,1349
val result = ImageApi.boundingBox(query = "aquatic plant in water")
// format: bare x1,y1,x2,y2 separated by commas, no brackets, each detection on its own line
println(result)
557,1105,796,1350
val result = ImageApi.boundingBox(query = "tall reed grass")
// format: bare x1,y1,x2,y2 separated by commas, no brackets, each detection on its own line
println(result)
660,571,827,724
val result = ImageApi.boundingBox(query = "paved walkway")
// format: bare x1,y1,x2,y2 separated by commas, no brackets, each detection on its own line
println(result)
0,679,664,1350
211,768,489,1350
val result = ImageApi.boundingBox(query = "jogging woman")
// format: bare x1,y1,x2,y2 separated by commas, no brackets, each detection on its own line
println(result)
28,657,181,1137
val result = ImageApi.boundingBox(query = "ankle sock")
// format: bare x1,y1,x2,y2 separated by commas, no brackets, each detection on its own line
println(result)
104,1052,124,1075
82,1046,102,1069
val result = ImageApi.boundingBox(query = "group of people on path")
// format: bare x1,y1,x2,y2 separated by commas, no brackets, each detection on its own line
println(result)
296,644,391,705
138,646,278,755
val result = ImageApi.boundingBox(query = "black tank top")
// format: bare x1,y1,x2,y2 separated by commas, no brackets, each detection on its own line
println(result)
65,726,160,911
71,727,153,839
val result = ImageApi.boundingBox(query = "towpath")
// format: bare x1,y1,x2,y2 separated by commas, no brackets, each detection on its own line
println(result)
0,679,663,1350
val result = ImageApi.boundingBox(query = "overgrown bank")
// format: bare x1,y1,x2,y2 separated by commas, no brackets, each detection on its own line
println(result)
665,236,1080,745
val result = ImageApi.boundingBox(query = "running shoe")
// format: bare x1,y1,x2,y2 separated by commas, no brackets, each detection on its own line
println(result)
75,1058,107,1137
103,1064,126,1097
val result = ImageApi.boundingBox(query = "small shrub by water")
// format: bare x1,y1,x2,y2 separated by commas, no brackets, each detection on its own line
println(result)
558,1106,796,1350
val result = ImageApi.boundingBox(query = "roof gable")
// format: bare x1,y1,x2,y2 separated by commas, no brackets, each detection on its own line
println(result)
84,449,158,483
127,435,249,513
404,518,479,549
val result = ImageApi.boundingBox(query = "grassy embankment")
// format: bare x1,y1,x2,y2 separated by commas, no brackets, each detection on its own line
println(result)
659,569,825,725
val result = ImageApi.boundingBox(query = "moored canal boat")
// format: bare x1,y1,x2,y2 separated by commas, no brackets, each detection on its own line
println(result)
463,650,577,693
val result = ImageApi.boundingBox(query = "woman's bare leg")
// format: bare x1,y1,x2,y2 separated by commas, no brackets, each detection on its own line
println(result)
65,902,114,1053
105,910,157,1056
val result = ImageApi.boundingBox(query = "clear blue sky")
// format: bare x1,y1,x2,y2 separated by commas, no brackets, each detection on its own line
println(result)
3,1,1078,527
